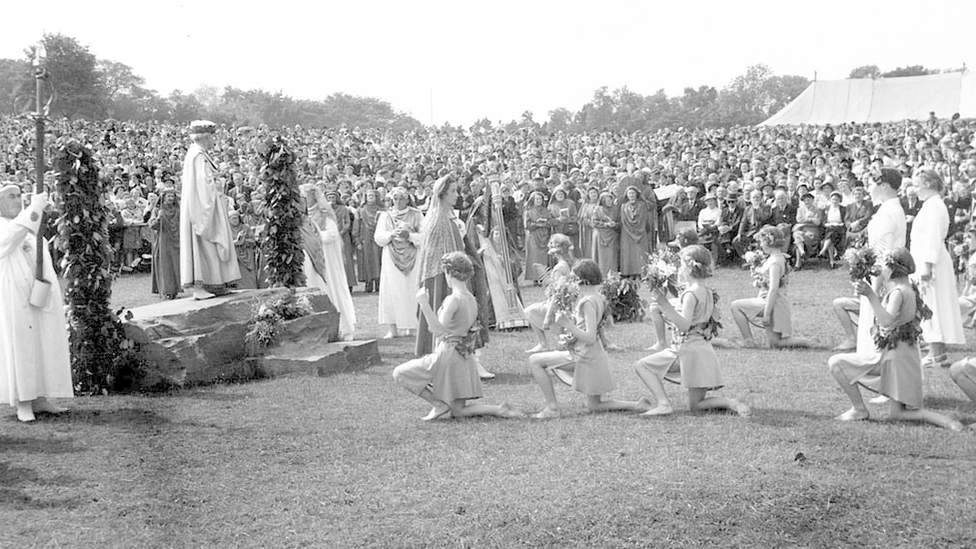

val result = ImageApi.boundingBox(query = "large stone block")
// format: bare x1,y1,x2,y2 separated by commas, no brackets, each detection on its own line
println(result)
123,288,349,388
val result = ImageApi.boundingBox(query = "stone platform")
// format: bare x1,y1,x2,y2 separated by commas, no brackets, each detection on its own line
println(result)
122,288,379,389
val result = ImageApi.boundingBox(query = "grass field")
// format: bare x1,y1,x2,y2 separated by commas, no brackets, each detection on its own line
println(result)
2,266,975,548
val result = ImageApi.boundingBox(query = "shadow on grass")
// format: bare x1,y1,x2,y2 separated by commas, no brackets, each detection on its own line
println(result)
924,395,976,411
0,461,83,511
45,408,170,427
747,407,831,427
0,435,80,455
171,389,254,402
481,372,533,385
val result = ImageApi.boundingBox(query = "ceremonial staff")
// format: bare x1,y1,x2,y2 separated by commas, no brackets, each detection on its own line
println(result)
29,41,52,308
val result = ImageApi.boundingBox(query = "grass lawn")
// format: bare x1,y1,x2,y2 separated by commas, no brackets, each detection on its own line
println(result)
2,266,975,548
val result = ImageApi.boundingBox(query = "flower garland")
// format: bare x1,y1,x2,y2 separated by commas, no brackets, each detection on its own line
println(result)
244,289,314,355
257,136,305,288
872,282,933,350
54,139,142,394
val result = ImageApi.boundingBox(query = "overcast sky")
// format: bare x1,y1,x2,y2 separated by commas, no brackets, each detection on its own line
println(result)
2,0,972,126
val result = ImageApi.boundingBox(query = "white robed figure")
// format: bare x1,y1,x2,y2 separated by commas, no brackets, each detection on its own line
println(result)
303,185,356,339
0,186,73,422
180,120,241,300
374,187,423,338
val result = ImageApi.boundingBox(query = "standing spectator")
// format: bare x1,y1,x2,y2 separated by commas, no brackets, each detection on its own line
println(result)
327,190,357,292
592,192,620,276
375,187,423,339
524,191,553,284
355,188,384,293
148,188,181,299
619,186,651,278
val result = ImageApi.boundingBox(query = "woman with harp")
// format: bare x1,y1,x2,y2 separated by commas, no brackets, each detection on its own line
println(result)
466,176,528,331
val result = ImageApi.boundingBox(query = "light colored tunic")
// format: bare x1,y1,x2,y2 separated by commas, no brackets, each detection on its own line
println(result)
909,195,965,344
374,207,423,329
856,198,906,352
304,215,356,337
0,197,73,406
179,143,241,289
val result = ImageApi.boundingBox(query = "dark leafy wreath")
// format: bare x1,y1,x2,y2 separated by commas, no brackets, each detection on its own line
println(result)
257,136,305,288
53,139,142,394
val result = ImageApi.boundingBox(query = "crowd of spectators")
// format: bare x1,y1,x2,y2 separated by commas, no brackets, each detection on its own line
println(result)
2,114,975,289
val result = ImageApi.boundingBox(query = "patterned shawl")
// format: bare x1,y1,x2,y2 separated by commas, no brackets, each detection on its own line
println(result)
417,180,464,282
387,206,422,275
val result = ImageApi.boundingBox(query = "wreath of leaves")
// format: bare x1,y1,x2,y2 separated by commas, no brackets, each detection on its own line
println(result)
53,139,142,394
257,136,305,288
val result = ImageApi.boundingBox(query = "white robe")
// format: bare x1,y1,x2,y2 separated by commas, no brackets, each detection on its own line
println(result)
910,195,965,344
180,143,241,288
0,198,73,406
374,208,422,329
856,197,906,352
304,216,356,337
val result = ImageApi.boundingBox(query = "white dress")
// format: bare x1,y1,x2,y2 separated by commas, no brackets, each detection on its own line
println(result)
0,197,73,407
304,216,356,338
909,195,965,345
856,197,906,352
374,208,422,330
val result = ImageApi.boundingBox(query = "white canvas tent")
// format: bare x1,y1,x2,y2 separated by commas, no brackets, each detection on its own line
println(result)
759,72,976,126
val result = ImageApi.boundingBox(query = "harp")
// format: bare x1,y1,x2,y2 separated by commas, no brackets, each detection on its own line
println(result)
480,179,528,329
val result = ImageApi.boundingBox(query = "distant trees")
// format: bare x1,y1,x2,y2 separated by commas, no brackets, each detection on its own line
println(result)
848,64,945,79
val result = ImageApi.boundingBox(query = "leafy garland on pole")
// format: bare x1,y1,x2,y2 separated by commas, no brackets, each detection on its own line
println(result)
53,139,139,394
258,136,305,288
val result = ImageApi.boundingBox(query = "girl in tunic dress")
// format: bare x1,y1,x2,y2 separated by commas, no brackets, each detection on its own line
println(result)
828,248,963,431
730,226,815,348
528,259,651,419
524,233,574,353
393,252,521,421
634,245,751,417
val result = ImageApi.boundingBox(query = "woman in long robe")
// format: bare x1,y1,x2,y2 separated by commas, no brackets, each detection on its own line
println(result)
415,175,465,355
327,190,357,291
149,188,180,299
375,187,424,338
523,191,553,284
548,187,579,250
356,189,384,292
592,192,619,276
230,211,262,289
618,186,650,277
578,187,600,260
910,169,964,367
305,187,357,339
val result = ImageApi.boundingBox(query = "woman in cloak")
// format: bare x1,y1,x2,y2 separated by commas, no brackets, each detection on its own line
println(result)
304,185,357,339
149,188,181,299
619,186,650,277
375,187,424,338
356,188,384,293
592,192,620,276
524,191,553,285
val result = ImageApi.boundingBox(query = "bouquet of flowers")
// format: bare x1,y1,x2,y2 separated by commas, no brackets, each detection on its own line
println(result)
602,270,647,323
641,250,681,295
546,275,580,316
743,249,769,289
950,233,971,276
843,244,880,283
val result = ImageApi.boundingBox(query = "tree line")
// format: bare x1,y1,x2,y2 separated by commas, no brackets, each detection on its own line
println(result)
0,33,963,132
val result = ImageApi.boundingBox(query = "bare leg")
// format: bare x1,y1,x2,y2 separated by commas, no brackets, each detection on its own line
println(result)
687,388,751,417
524,304,550,353
949,359,976,402
417,387,451,421
923,341,947,365
730,299,756,346
767,329,815,349
451,399,523,418
828,354,870,421
831,297,858,350
383,324,396,339
647,303,668,351
585,394,652,414
32,397,67,414
15,401,35,422
887,400,963,431
529,352,565,418
634,358,674,415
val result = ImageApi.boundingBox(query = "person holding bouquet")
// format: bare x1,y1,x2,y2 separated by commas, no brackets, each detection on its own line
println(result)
828,249,963,431
393,252,520,421
730,226,815,348
528,259,650,419
634,245,751,417
524,233,574,353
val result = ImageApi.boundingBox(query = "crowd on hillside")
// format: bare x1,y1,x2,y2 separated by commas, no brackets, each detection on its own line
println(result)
2,114,975,288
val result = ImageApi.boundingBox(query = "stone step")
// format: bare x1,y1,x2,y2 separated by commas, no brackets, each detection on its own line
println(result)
251,339,381,378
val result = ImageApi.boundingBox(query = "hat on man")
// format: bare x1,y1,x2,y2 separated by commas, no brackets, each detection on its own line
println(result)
0,183,20,198
188,120,217,135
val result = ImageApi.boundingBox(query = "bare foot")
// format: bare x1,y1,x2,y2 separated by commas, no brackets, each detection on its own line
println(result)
637,397,654,412
421,403,451,421
835,408,869,422
868,395,889,404
645,342,666,352
741,339,761,349
16,402,35,422
604,342,624,352
832,339,856,352
948,420,964,432
640,404,674,416
525,344,548,354
382,331,395,340
533,407,560,419
498,402,523,418
734,401,752,418
32,398,67,414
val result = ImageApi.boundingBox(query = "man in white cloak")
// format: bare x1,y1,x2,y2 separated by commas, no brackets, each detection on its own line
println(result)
180,120,241,299
0,185,73,422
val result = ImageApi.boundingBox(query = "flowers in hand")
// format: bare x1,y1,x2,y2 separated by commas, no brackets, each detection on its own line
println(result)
743,250,769,289
641,250,681,295
546,275,580,316
844,244,880,283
